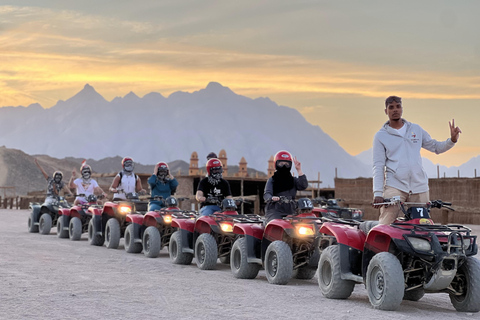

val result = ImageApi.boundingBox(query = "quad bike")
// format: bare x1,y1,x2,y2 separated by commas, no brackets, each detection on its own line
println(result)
317,197,480,312
168,197,263,268
230,197,321,285
312,197,364,220
57,194,104,240
28,195,71,235
88,190,148,249
123,196,197,258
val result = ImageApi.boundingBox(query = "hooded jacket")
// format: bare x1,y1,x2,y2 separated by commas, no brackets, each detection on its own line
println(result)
373,119,455,197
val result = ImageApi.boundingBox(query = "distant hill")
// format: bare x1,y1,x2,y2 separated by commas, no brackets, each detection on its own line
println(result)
0,146,266,195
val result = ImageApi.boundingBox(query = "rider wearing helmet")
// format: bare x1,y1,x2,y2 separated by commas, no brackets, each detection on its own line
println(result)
263,150,308,223
69,163,107,205
195,158,232,216
109,157,145,201
34,158,73,204
148,162,179,211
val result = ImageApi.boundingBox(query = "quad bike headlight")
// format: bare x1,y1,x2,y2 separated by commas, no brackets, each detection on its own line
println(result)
163,215,172,224
462,238,472,250
408,237,432,252
219,222,233,233
296,225,315,236
119,205,132,215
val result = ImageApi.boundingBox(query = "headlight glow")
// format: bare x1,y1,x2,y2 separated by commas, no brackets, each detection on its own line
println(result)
164,215,172,223
408,237,431,252
296,225,315,236
119,205,132,215
220,222,233,232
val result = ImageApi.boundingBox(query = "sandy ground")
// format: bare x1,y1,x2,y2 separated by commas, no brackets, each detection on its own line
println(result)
1,209,479,320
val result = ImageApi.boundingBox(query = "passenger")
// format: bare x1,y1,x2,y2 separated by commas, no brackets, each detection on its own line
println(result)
263,150,308,223
109,157,146,201
206,152,218,160
373,96,461,224
148,162,179,211
69,163,107,205
196,158,232,216
34,158,73,204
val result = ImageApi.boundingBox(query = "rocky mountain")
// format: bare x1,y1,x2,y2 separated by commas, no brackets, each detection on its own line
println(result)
1,82,372,187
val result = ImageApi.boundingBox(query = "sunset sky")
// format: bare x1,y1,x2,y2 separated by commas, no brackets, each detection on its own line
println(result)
1,1,479,167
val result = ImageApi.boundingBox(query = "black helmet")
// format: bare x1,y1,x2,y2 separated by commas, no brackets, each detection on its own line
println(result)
297,198,313,213
165,196,178,207
53,171,63,183
222,198,237,211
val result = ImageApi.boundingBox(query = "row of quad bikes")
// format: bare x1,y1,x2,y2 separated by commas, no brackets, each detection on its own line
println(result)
27,194,480,312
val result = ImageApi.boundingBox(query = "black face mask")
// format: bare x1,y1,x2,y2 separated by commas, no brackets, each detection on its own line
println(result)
54,174,62,183
272,168,294,194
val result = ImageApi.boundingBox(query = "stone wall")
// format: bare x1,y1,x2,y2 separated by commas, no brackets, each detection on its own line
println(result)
335,177,480,225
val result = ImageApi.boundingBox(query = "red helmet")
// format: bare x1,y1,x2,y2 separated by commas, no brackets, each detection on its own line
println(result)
80,164,92,172
122,157,134,172
156,162,169,174
274,150,293,170
206,158,223,176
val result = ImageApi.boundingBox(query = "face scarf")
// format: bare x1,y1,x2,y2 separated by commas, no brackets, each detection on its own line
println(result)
272,166,294,194
157,169,168,183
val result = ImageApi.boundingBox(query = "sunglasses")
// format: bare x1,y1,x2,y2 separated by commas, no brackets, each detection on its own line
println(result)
385,96,402,106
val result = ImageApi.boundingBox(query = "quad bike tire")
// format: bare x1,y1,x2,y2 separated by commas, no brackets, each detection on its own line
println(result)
124,224,142,253
264,240,293,285
39,213,52,235
28,211,39,233
69,217,82,241
143,226,161,258
403,288,425,301
195,233,218,270
366,252,404,311
169,230,193,265
56,216,69,239
230,237,260,279
449,256,480,312
318,245,355,298
88,219,105,246
105,218,121,249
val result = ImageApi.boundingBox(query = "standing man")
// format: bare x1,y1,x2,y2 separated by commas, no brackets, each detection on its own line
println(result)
372,95,462,224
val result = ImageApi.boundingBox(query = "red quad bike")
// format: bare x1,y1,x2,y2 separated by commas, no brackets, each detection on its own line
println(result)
88,191,148,249
57,194,104,241
192,198,264,270
317,197,480,312
124,196,197,257
312,197,364,221
28,195,71,235
230,197,321,285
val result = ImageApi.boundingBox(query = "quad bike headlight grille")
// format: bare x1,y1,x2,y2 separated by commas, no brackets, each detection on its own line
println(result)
408,237,432,252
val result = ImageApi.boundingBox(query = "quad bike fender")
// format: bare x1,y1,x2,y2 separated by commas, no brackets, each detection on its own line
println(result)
172,218,195,233
101,202,118,218
364,225,396,254
29,204,42,223
68,206,84,218
126,214,144,225
319,222,366,252
194,216,216,234
88,207,102,217
58,208,70,217
233,223,264,240
143,212,159,228
263,219,294,242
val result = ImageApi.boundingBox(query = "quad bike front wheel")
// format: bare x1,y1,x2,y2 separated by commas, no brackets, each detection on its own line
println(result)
124,224,142,253
105,218,121,249
264,240,293,285
88,219,104,246
366,252,404,311
318,245,355,299
169,230,193,265
39,213,52,235
28,211,39,233
195,233,218,270
449,256,480,312
231,237,260,279
69,217,82,241
143,226,161,258
56,216,69,238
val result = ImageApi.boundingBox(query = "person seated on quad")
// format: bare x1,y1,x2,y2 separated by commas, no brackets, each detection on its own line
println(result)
109,157,146,201
69,163,107,205
263,150,308,223
195,158,233,216
206,152,217,161
148,162,179,211
34,158,73,204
